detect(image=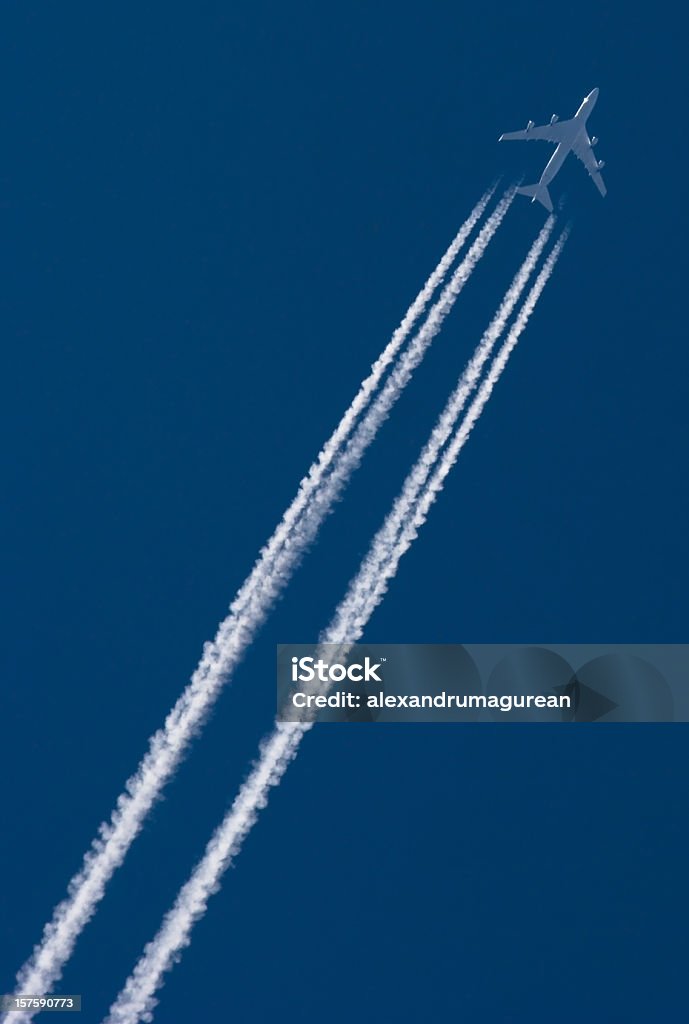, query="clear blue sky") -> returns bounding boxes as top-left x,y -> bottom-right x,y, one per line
2,3 -> 687,1021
